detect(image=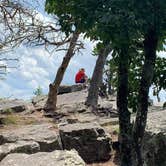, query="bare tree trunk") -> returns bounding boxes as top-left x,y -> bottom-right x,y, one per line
107,72 -> 113,95
133,29 -> 158,166
44,31 -> 79,113
156,88 -> 161,102
85,44 -> 111,108
117,47 -> 132,166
